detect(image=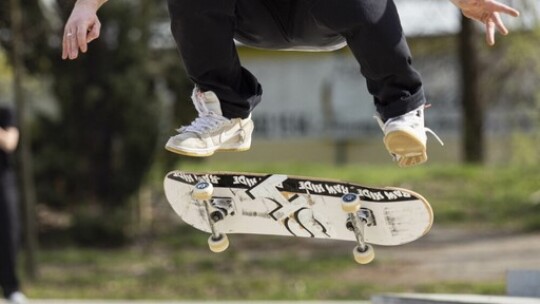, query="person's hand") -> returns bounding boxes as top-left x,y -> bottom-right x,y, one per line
451,0 -> 520,46
62,0 -> 103,60
0,127 -> 19,153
